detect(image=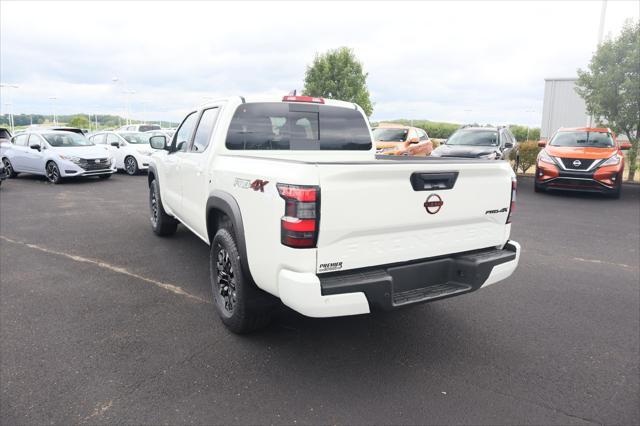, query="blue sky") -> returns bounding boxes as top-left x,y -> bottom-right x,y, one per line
1,1 -> 637,126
